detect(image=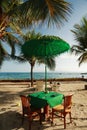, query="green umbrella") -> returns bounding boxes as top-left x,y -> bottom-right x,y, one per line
22,35 -> 70,91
